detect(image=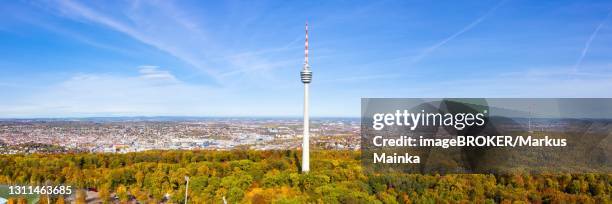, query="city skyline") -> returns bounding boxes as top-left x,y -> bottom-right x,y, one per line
2,0 -> 612,118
